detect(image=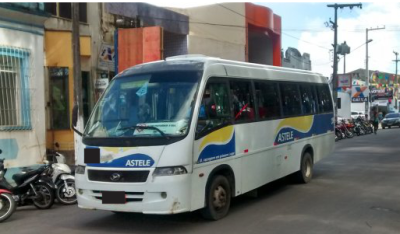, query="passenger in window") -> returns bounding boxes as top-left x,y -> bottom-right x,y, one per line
201,89 -> 214,118
102,91 -> 119,130
138,103 -> 151,122
311,99 -> 317,114
128,92 -> 139,124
